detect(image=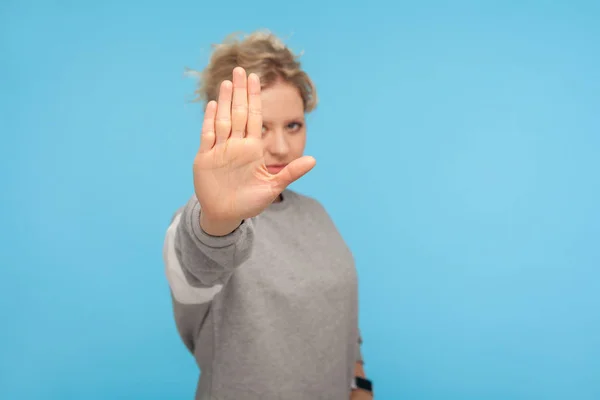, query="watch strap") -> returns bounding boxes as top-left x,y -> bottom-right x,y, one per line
353,376 -> 373,393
